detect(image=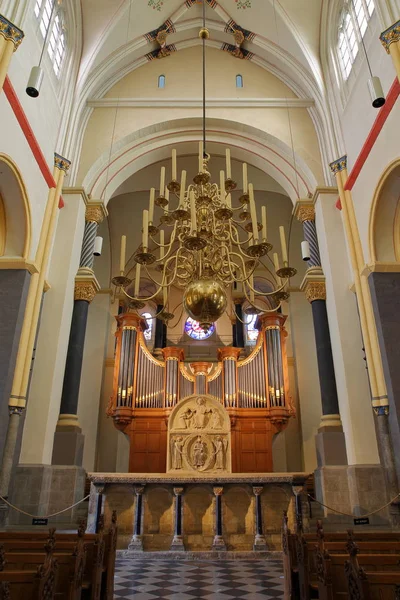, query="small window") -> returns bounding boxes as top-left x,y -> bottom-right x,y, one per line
158,74 -> 166,89
236,74 -> 243,88
245,313 -> 258,344
142,312 -> 153,341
